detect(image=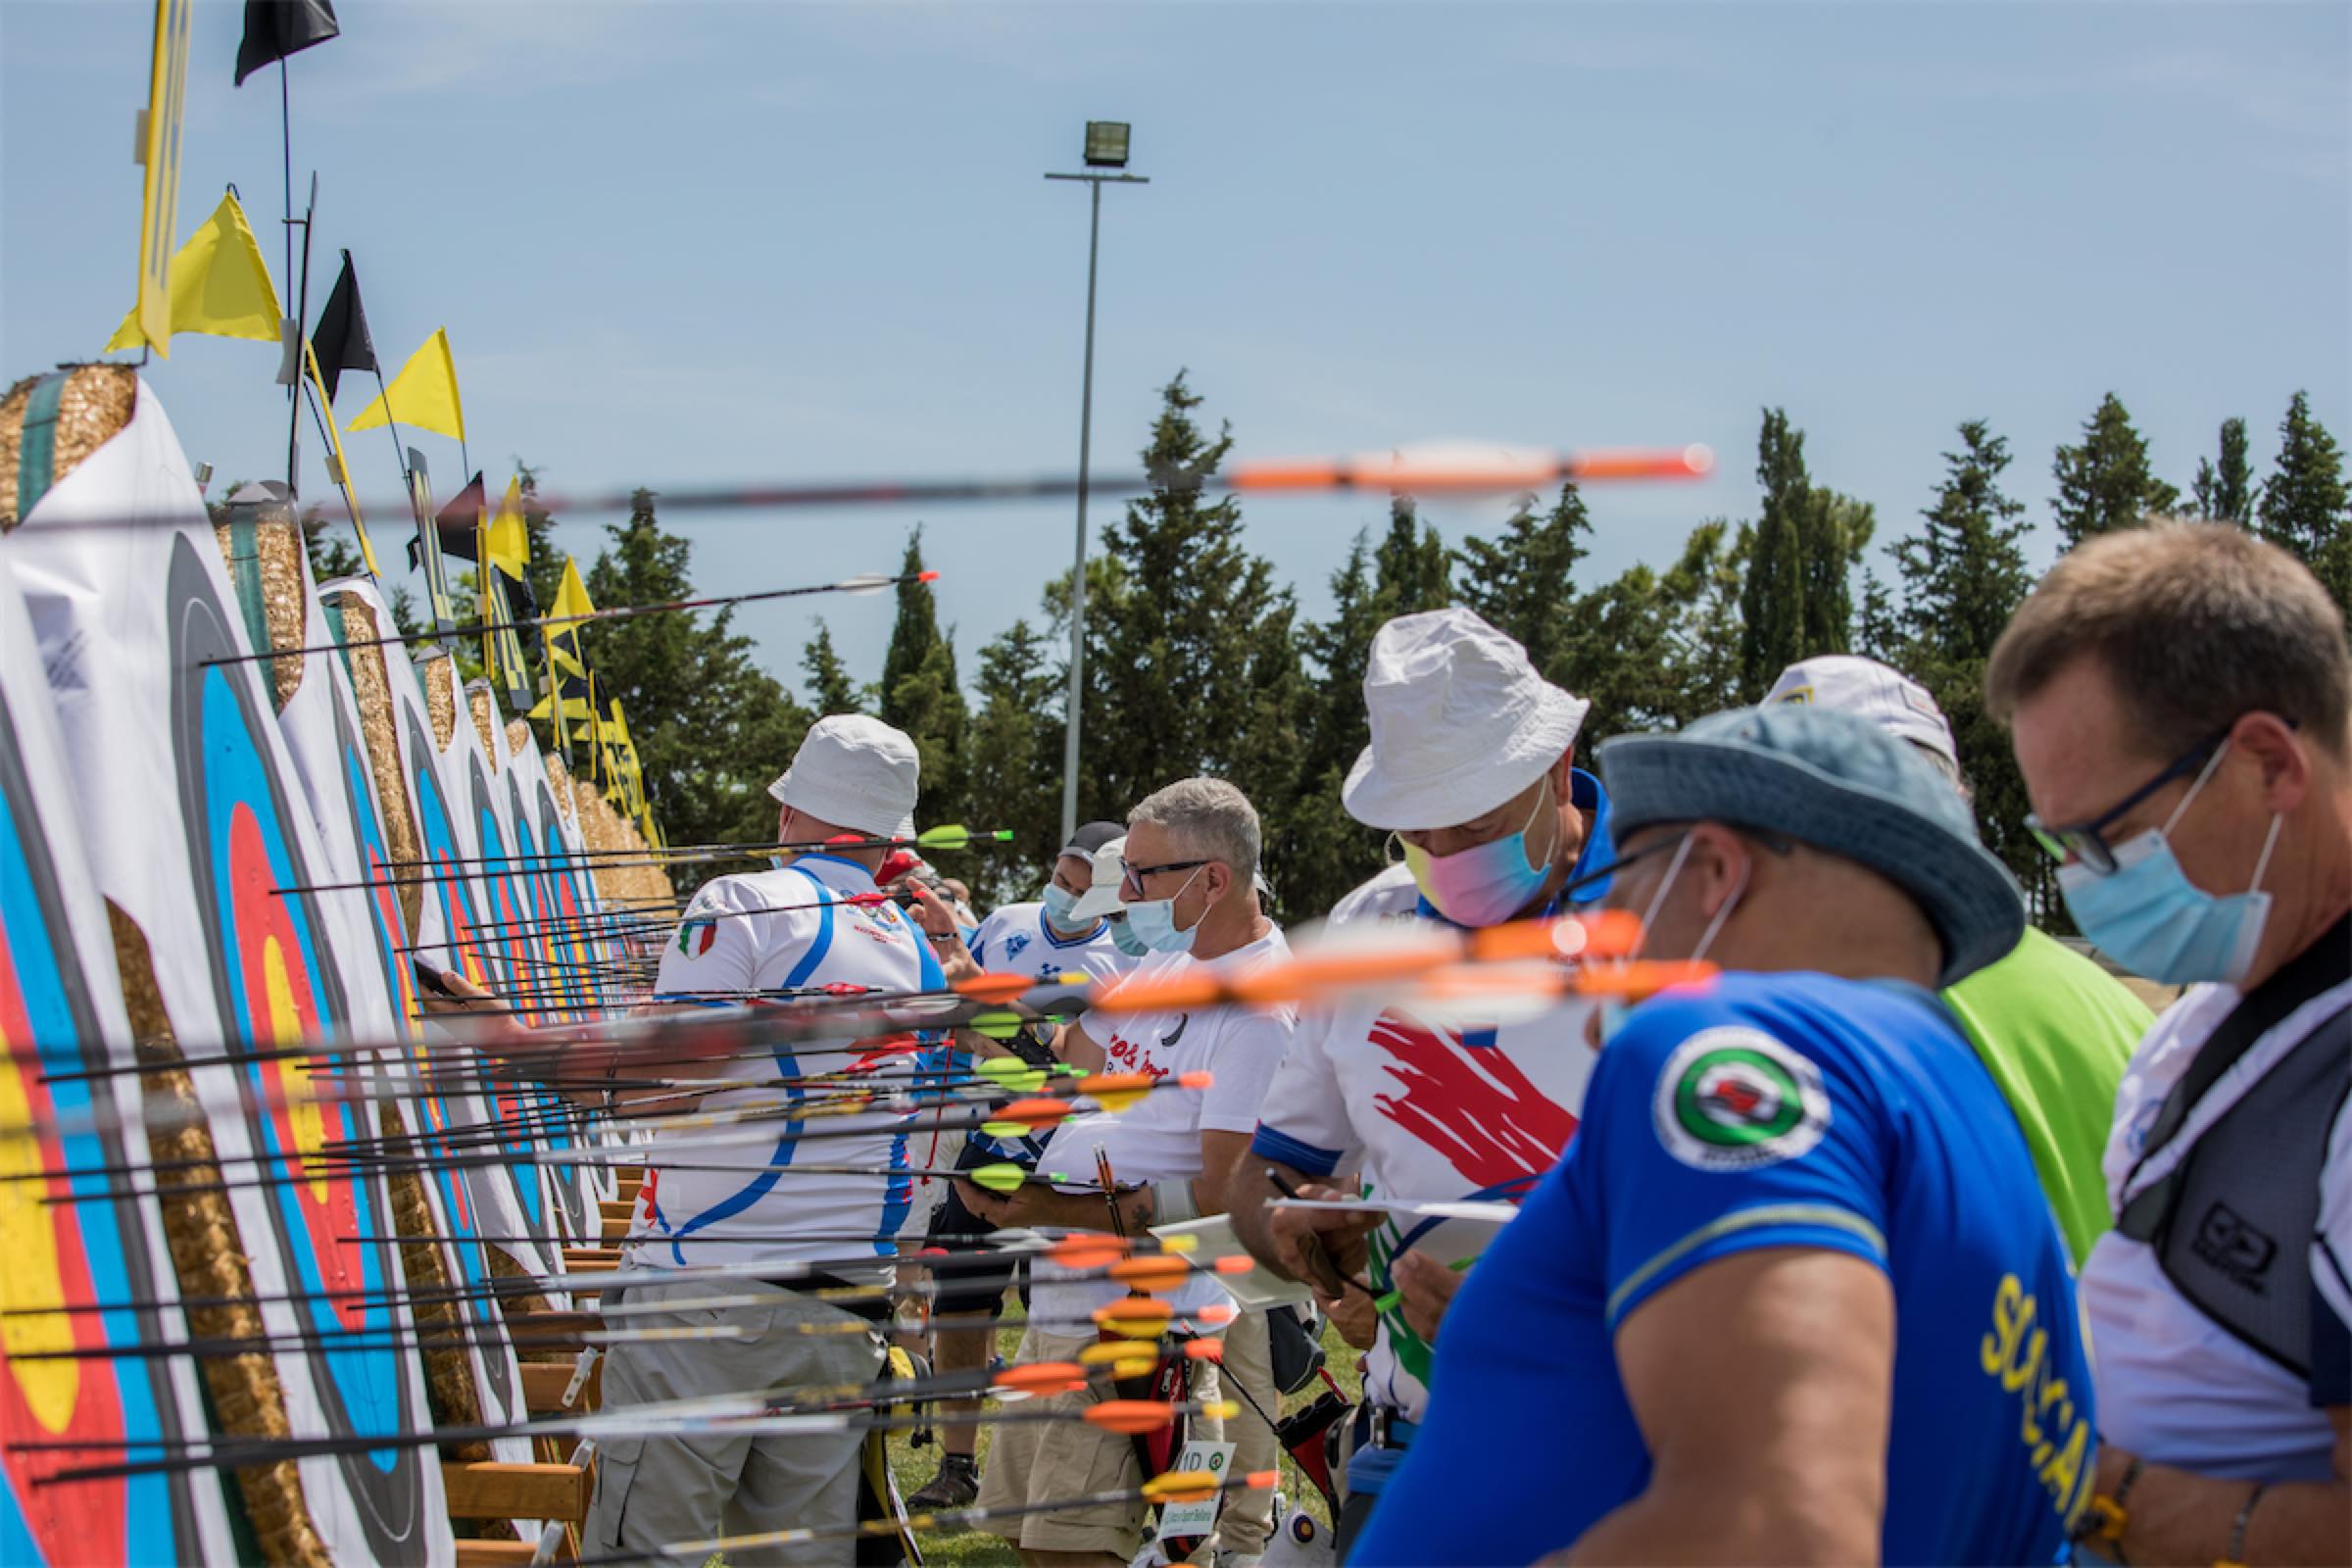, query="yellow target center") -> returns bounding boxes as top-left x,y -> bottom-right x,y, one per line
0,1054 -> 81,1433
264,936 -> 331,1202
